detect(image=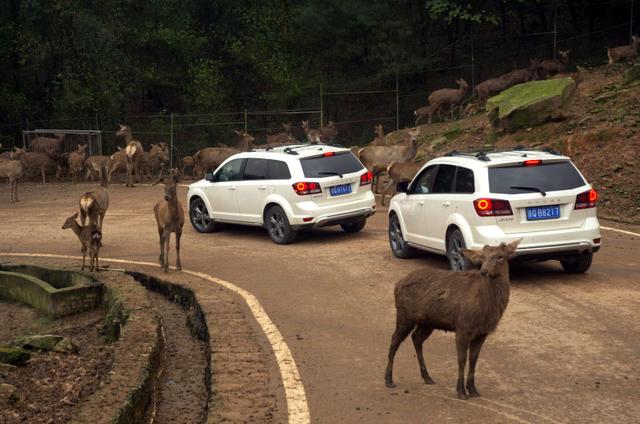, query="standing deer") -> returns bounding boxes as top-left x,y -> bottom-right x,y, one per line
115,124 -> 144,187
538,50 -> 570,79
85,155 -> 112,182
68,144 -> 87,182
62,212 -> 102,272
420,79 -> 469,124
358,127 -> 420,194
234,129 -> 256,151
266,123 -> 294,147
79,165 -> 110,230
1,146 -> 25,202
31,133 -> 65,157
369,124 -> 386,146
319,121 -> 338,143
193,147 -> 239,177
301,120 -> 322,144
385,239 -> 521,399
380,160 -> 426,206
153,171 -> 184,272
180,154 -> 196,177
11,148 -> 61,184
607,36 -> 640,64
